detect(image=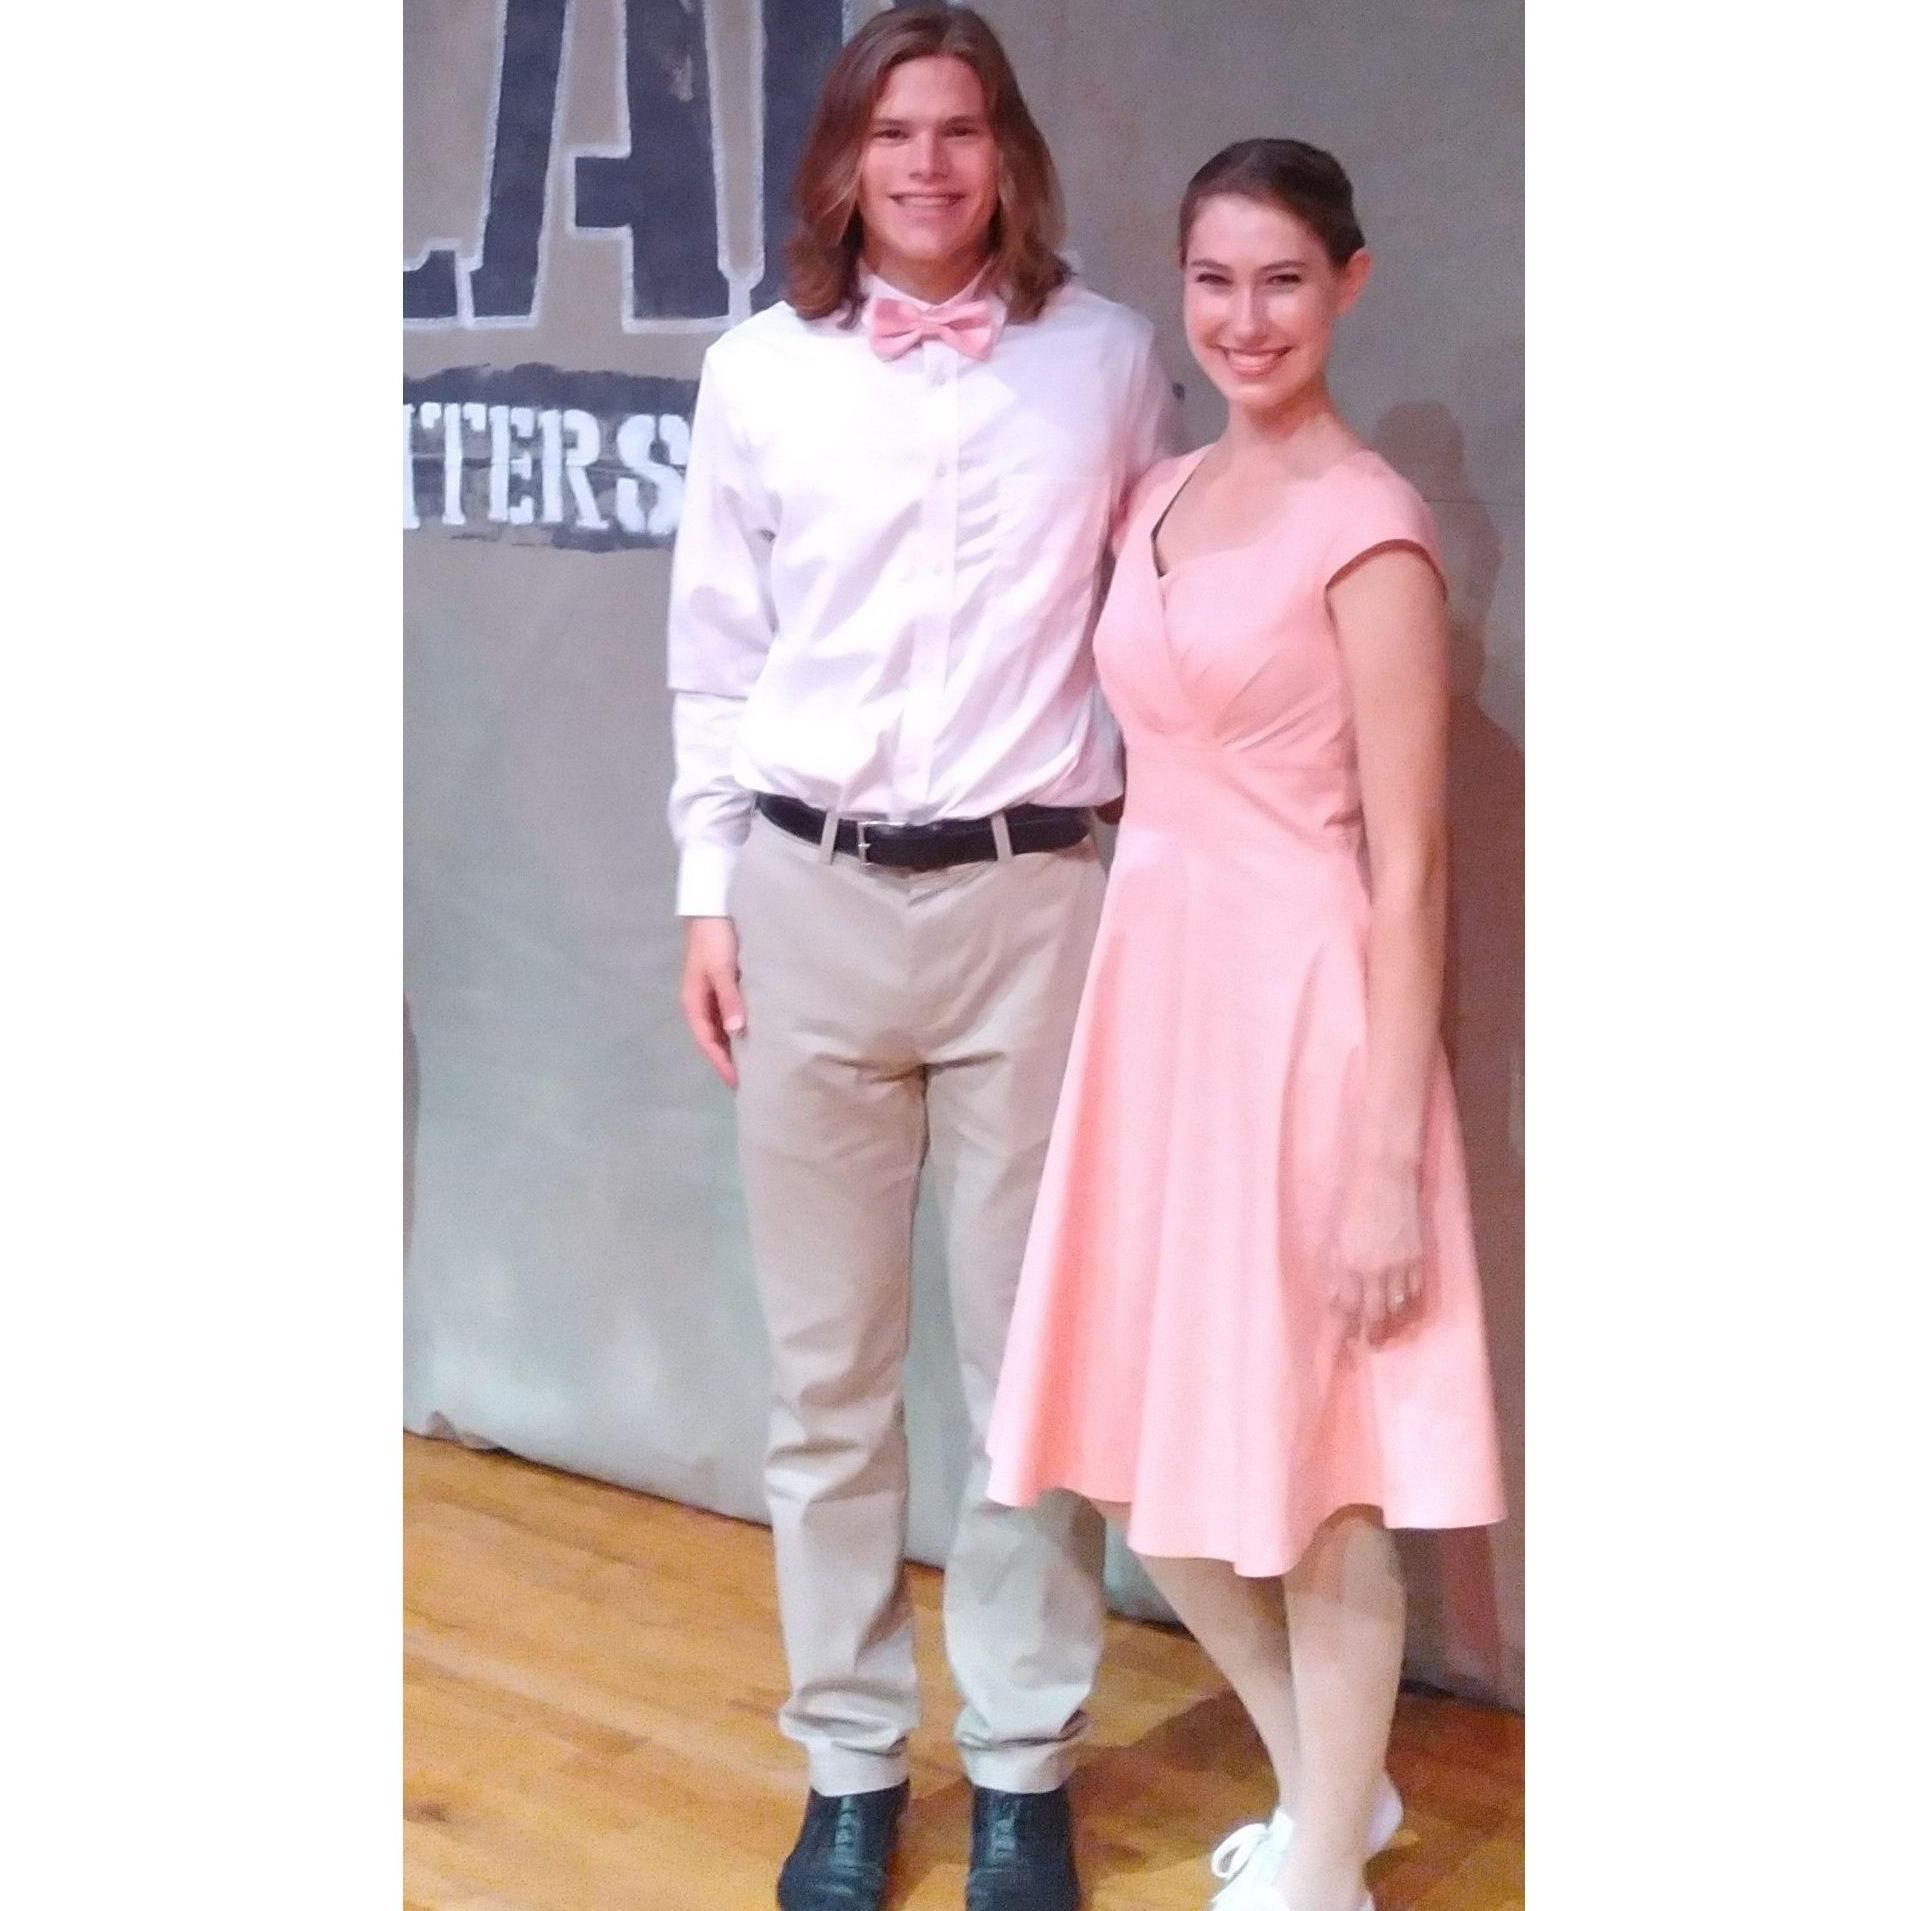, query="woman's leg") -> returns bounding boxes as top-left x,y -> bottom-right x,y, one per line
1273,1507 -> 1406,1911
1090,1501 -> 1303,1811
